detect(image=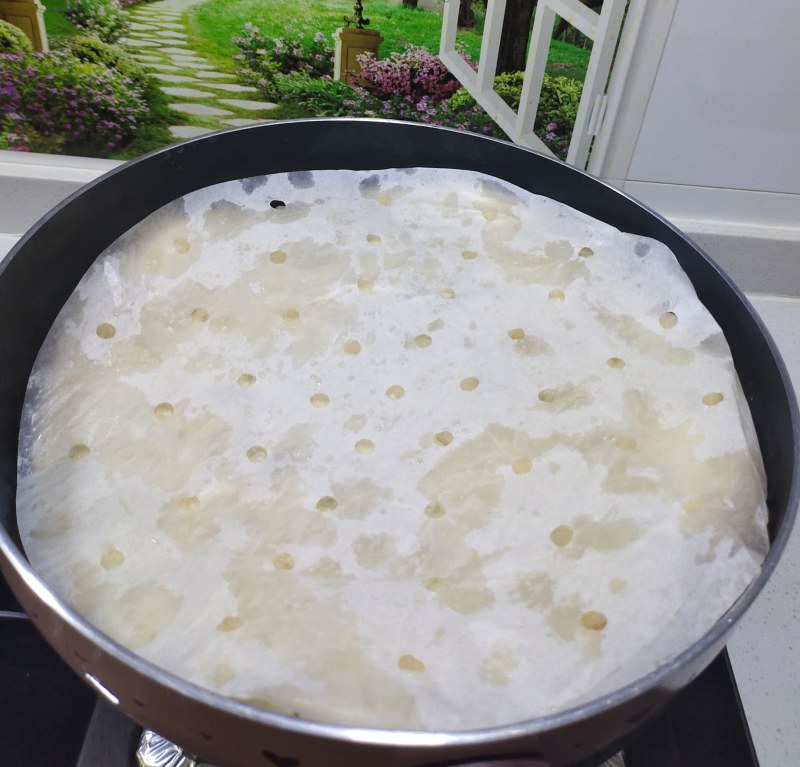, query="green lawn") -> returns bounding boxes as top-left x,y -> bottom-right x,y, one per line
41,0 -> 78,41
